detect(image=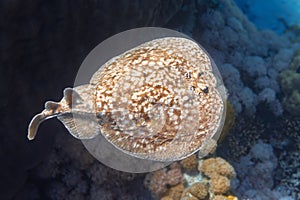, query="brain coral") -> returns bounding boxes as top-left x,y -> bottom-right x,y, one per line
182,182 -> 209,200
162,183 -> 185,200
210,175 -> 231,194
180,154 -> 198,170
144,163 -> 183,198
199,157 -> 236,179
